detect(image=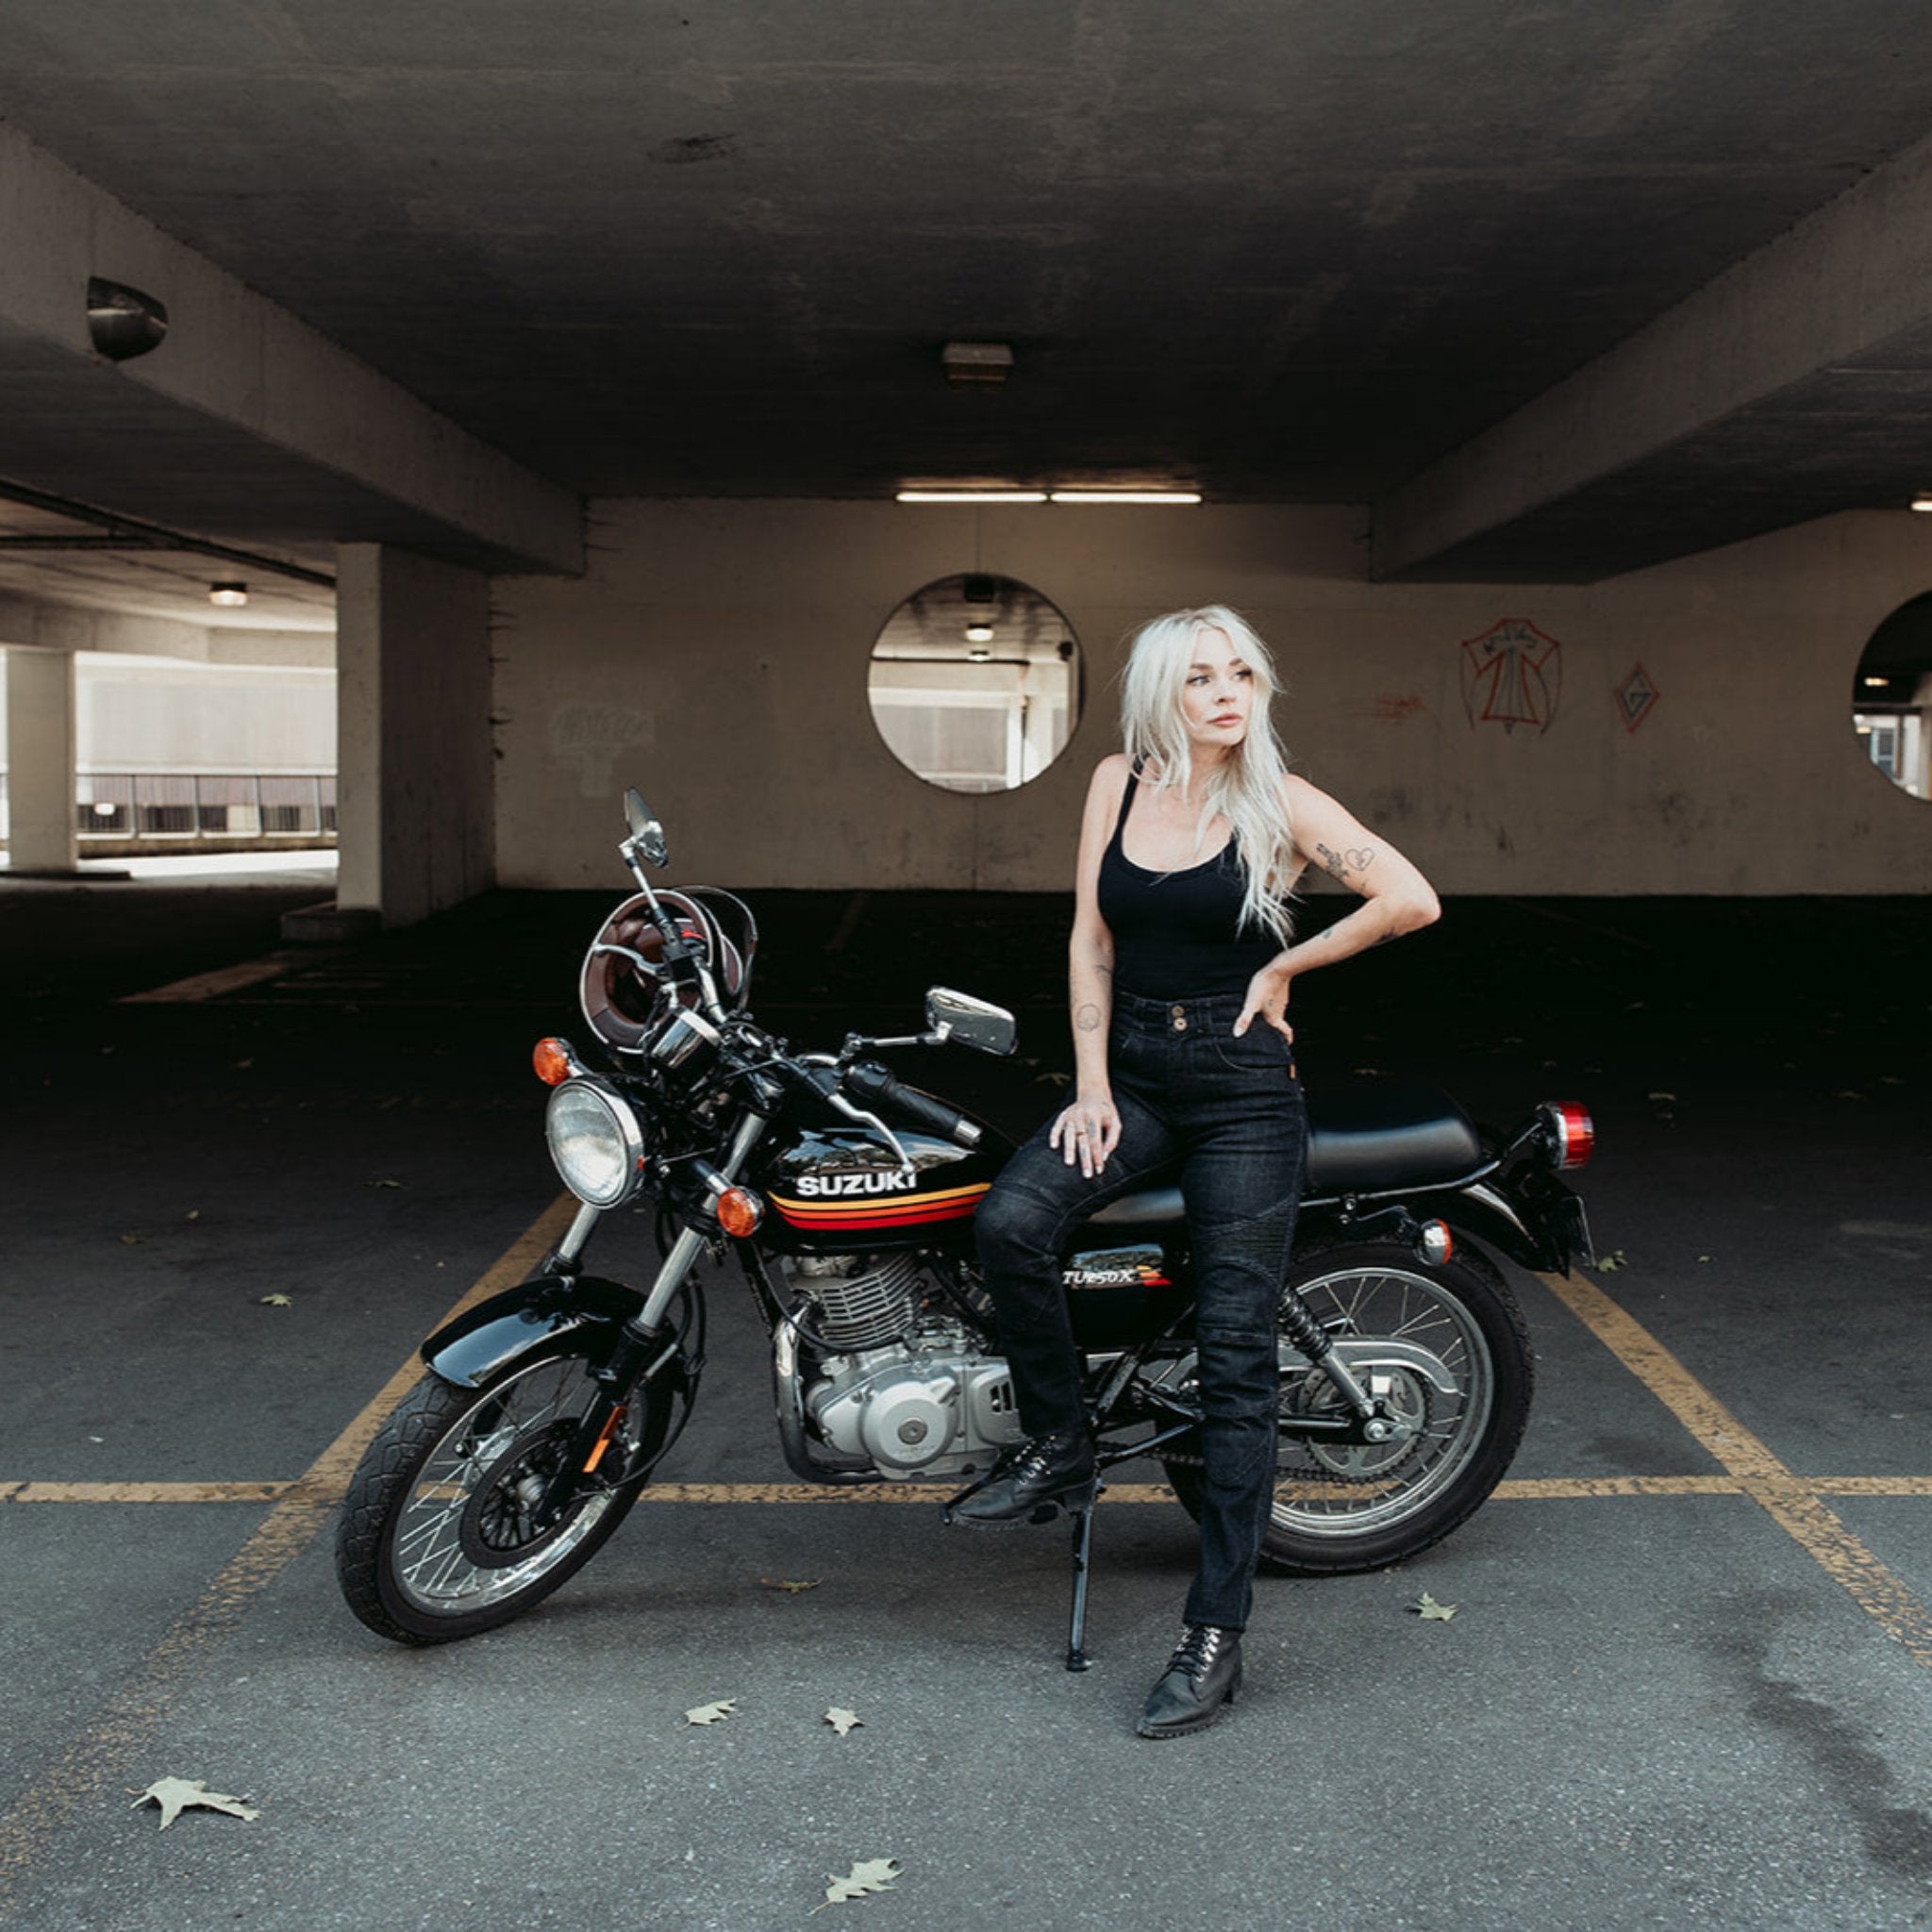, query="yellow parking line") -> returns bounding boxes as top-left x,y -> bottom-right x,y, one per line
0,1193 -> 580,1907
9,1474 -> 1932,1507
1540,1270 -> 1932,1672
0,1483 -> 292,1504
118,953 -> 304,1004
